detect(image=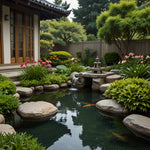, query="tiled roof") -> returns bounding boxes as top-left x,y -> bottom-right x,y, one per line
32,0 -> 70,14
